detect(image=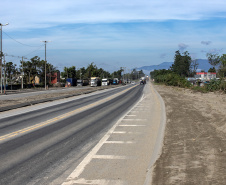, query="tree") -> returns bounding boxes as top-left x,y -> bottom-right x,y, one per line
190,59 -> 199,76
21,60 -> 33,84
171,50 -> 192,77
5,62 -> 17,88
206,53 -> 220,68
219,54 -> 226,78
112,69 -> 123,79
61,66 -> 76,79
208,67 -> 216,73
85,62 -> 98,78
